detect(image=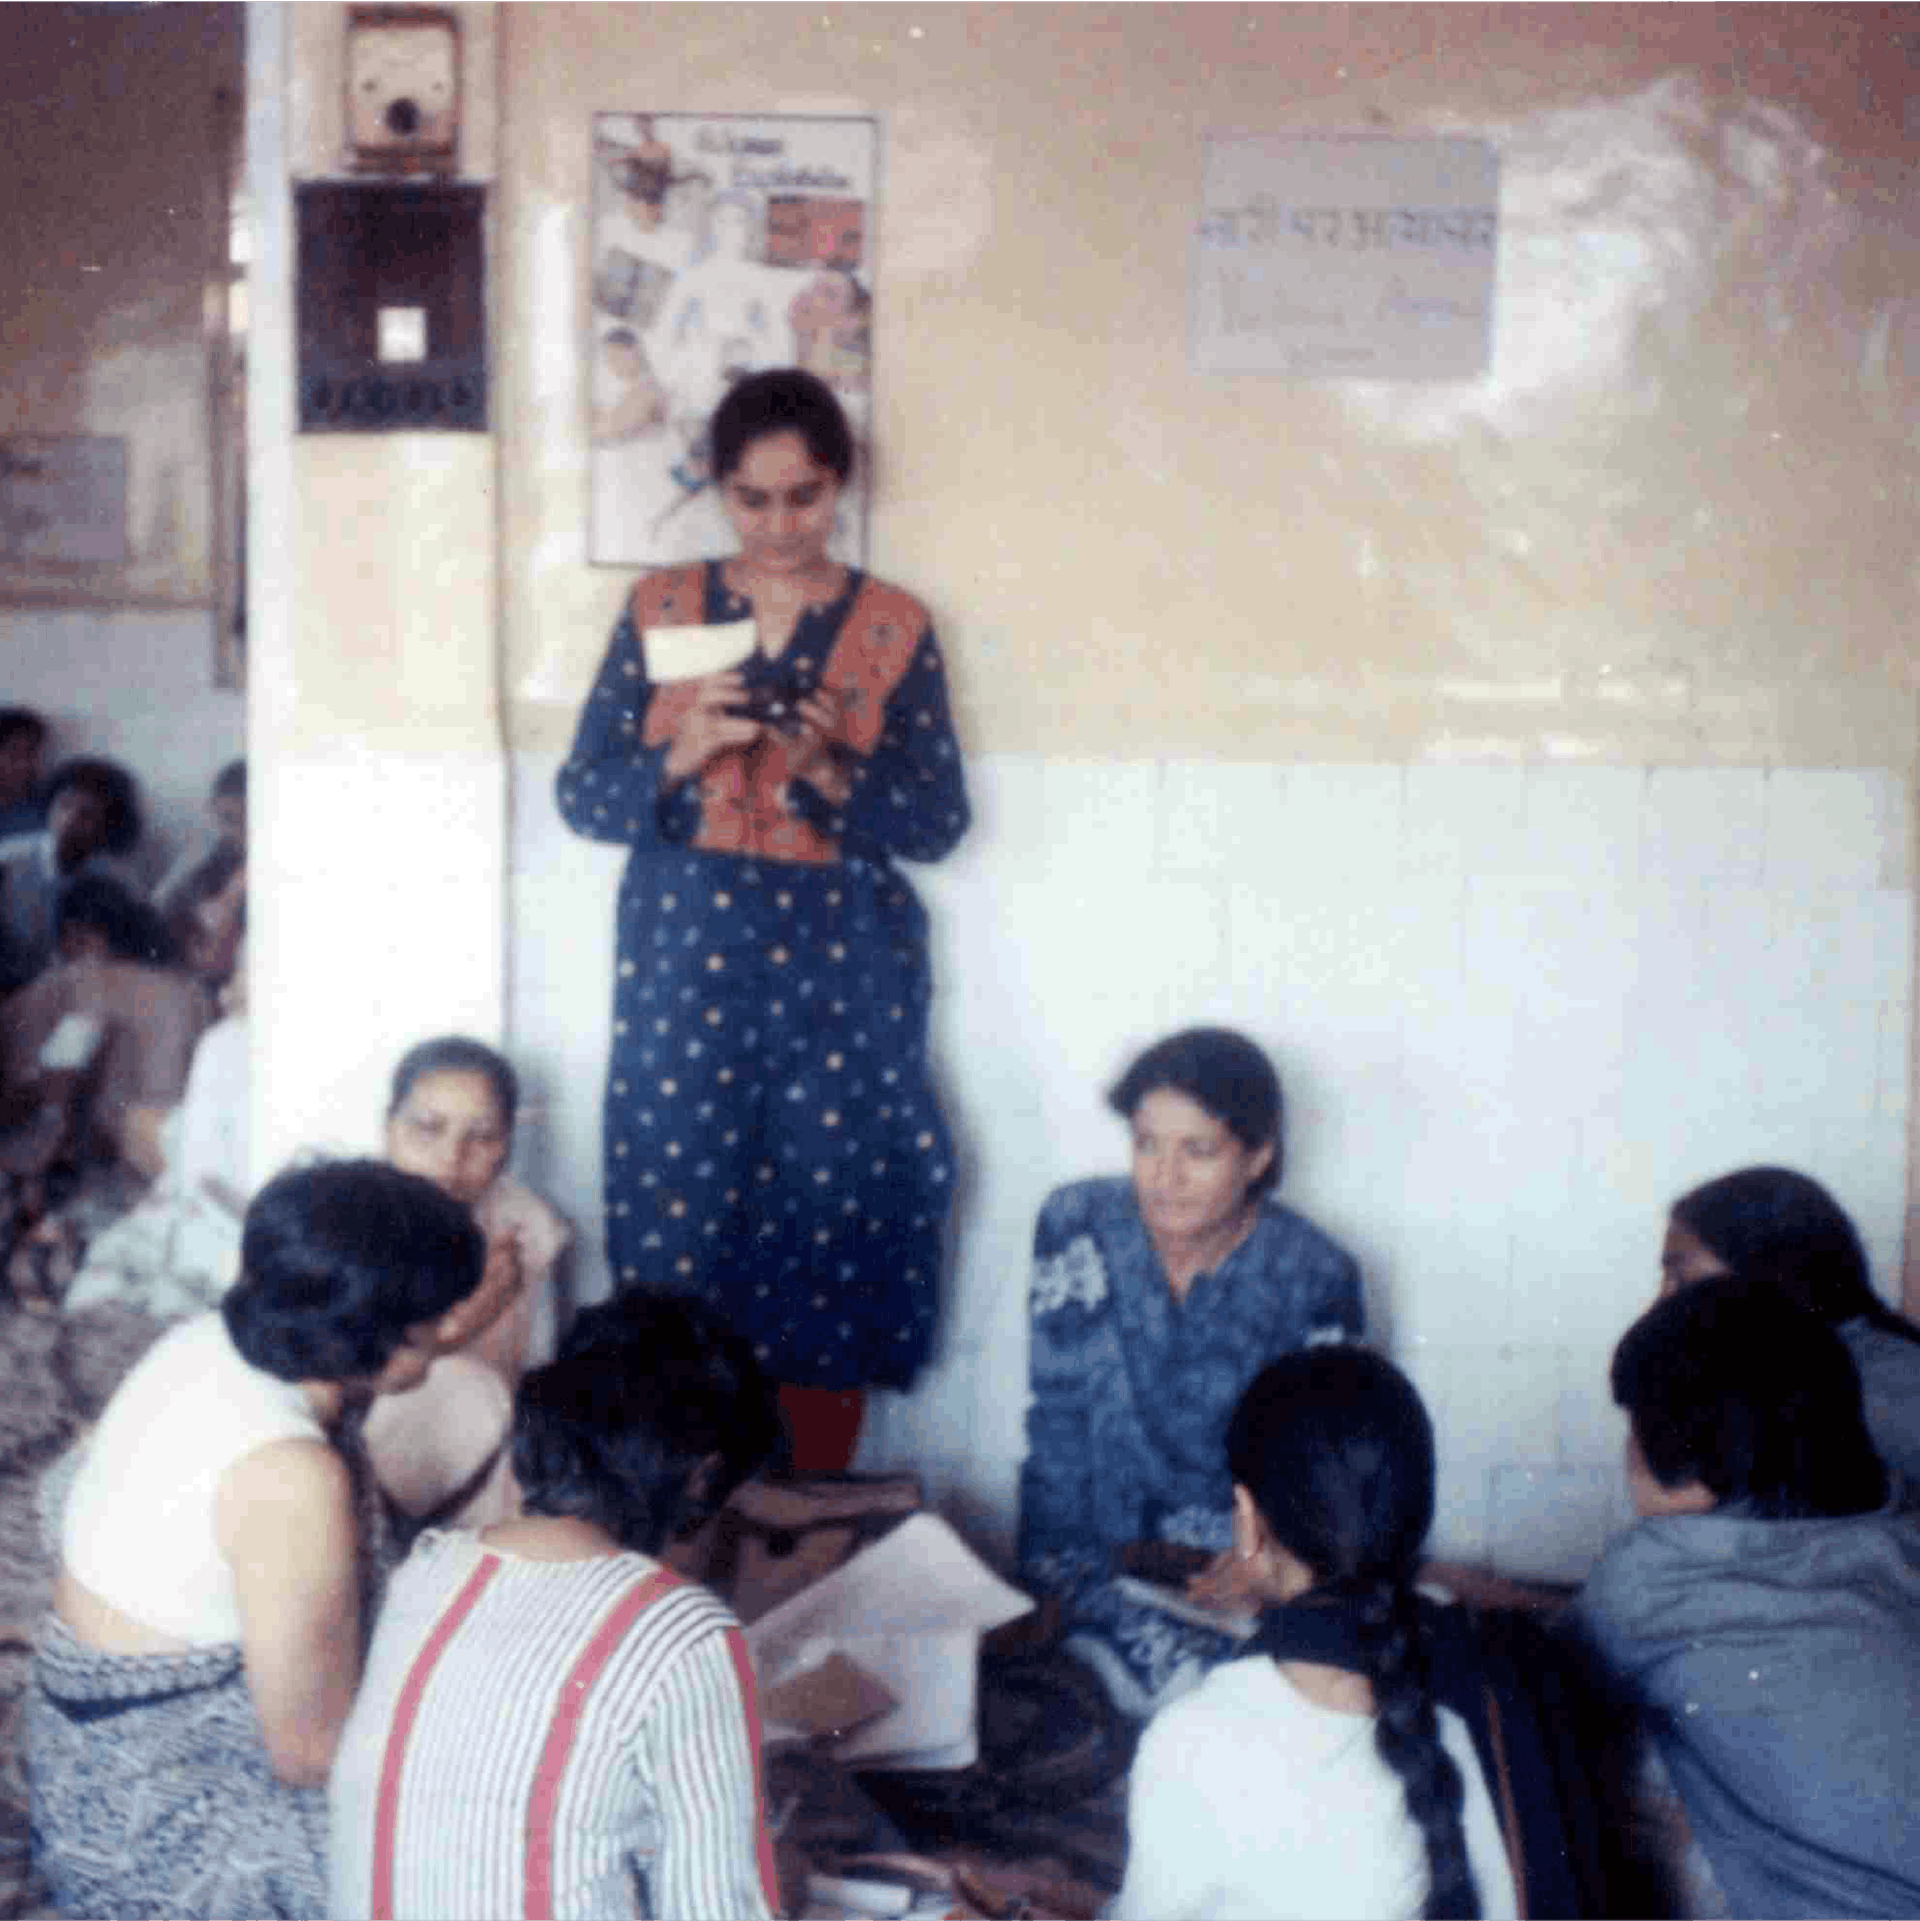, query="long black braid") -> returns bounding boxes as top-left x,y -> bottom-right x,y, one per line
1228,1349 -> 1481,1921
1351,1575 -> 1477,1918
